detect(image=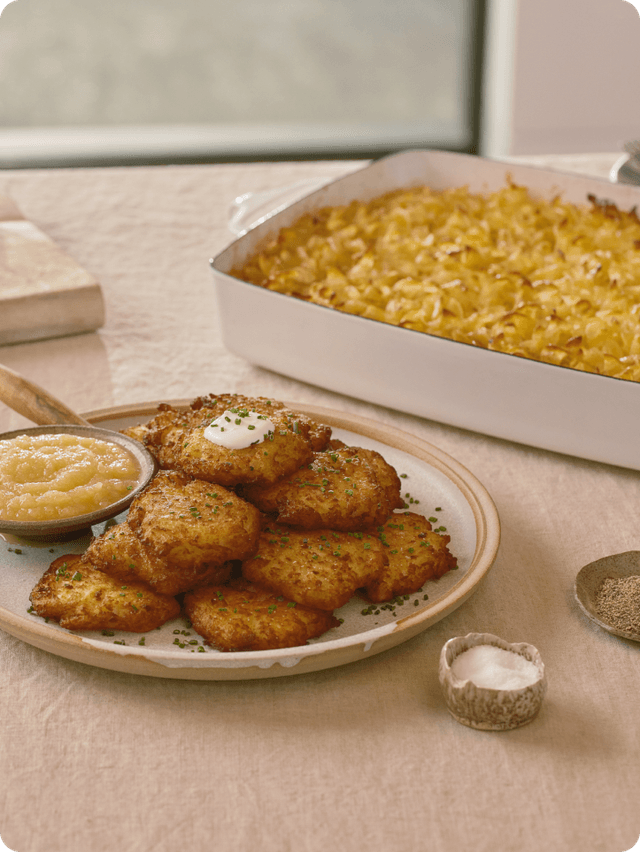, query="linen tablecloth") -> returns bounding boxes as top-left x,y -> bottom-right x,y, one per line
0,153 -> 638,852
